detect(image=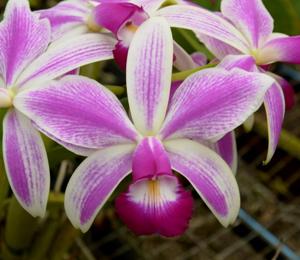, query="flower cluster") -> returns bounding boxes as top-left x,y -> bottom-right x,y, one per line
1,0 -> 298,236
